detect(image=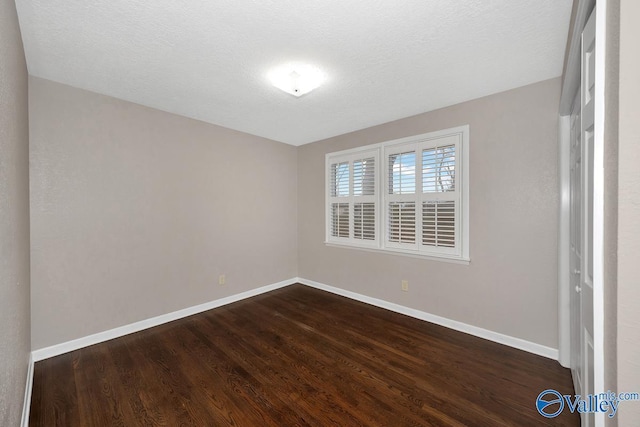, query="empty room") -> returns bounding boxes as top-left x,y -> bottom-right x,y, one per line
2,0 -> 639,426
